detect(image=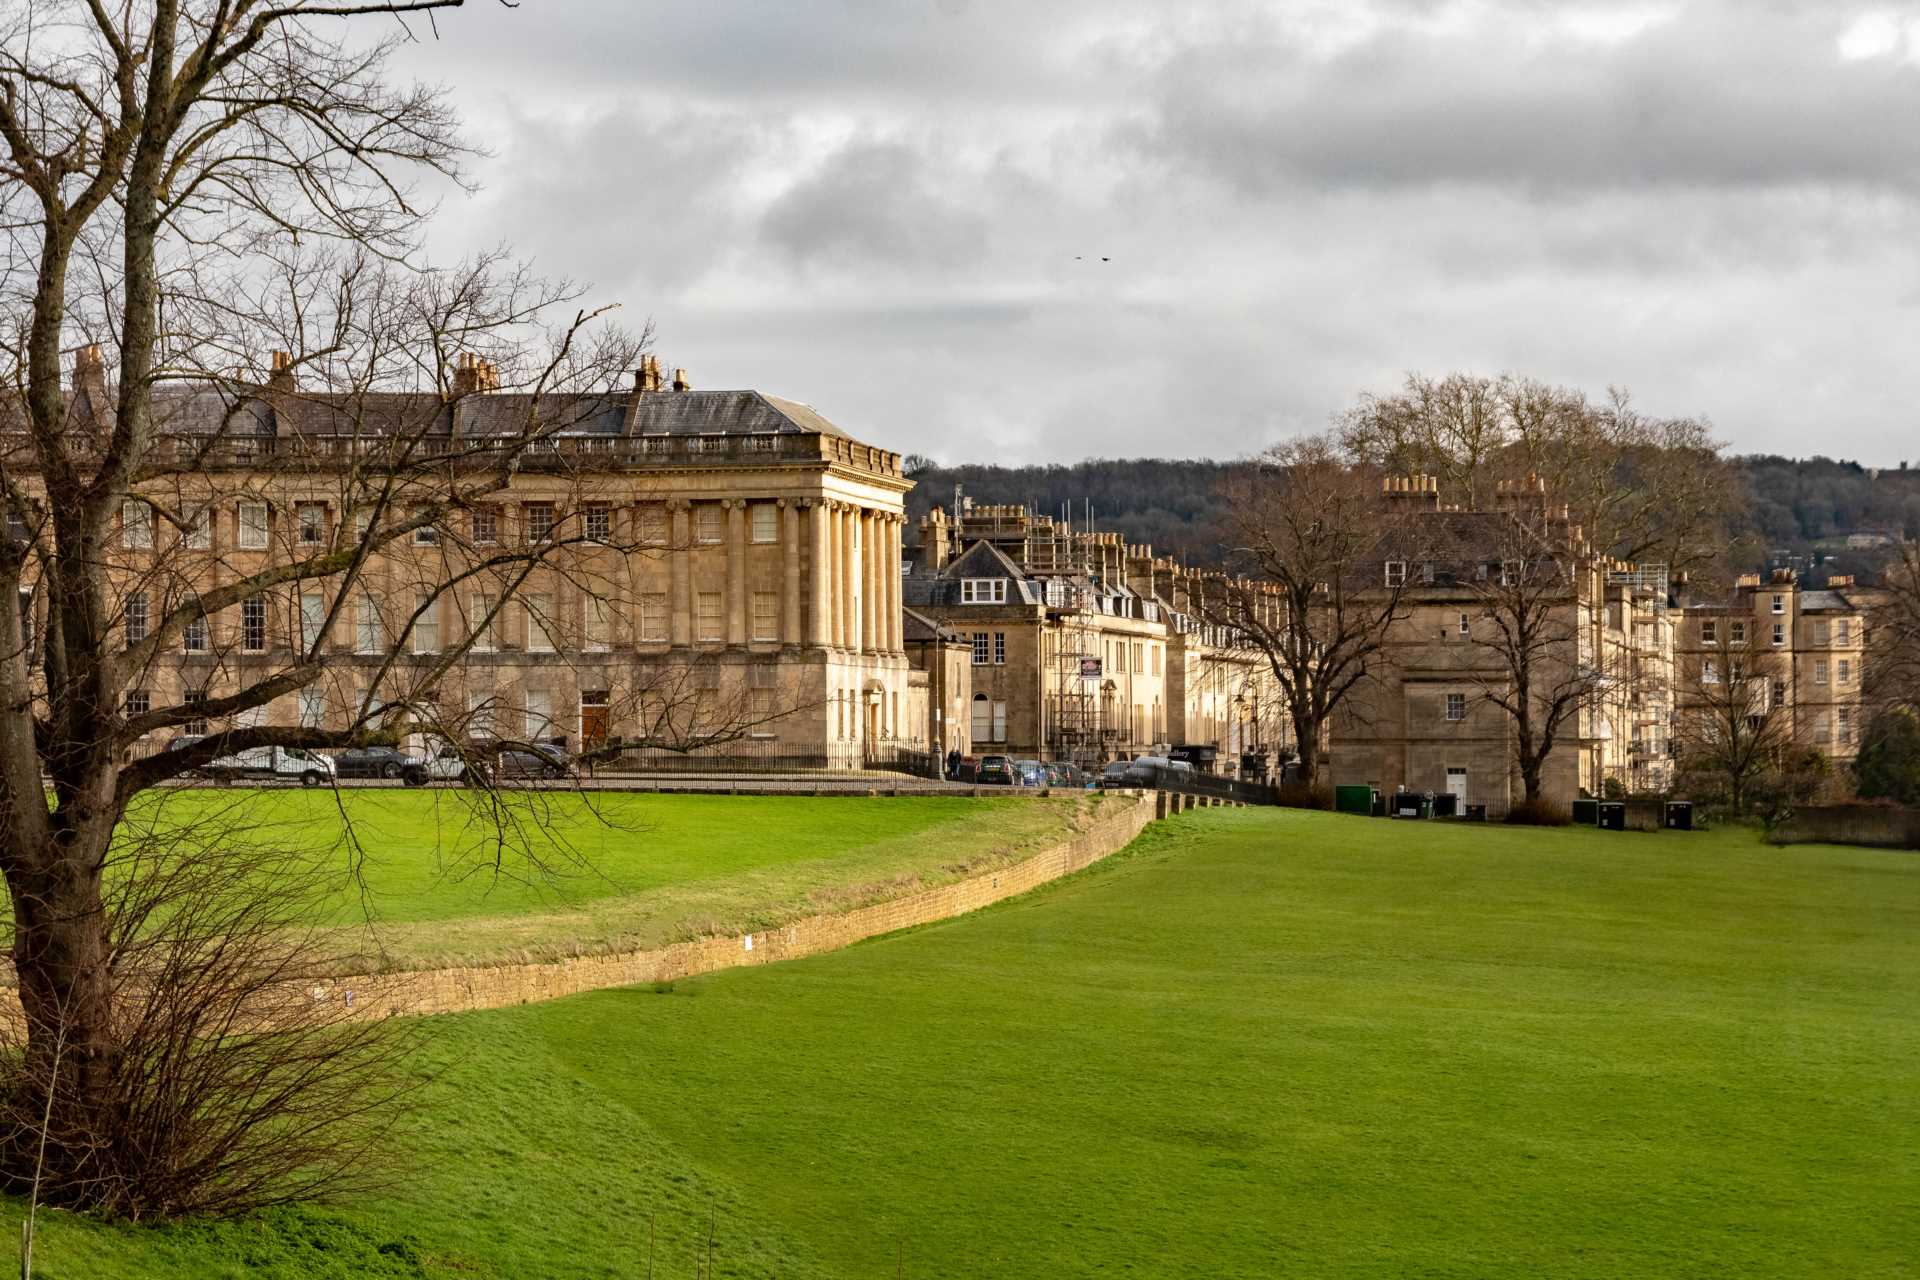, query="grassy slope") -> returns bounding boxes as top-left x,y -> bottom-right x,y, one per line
114,790 -> 1096,968
11,810 -> 1919,1278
